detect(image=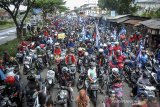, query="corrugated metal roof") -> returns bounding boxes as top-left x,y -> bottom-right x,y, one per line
123,19 -> 143,25
139,19 -> 160,29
